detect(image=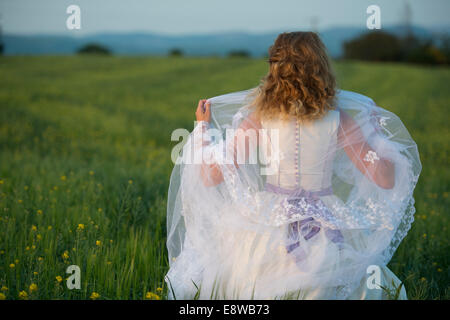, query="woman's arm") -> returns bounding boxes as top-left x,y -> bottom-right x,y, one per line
195,100 -> 261,187
337,109 -> 395,189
